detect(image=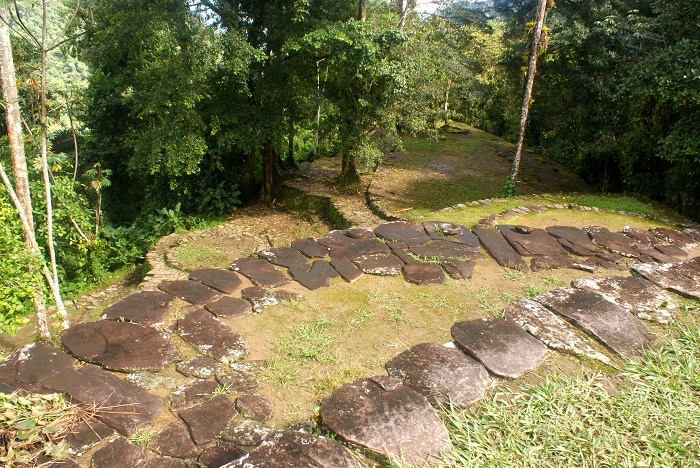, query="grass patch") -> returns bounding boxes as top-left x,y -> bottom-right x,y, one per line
441,323 -> 700,467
